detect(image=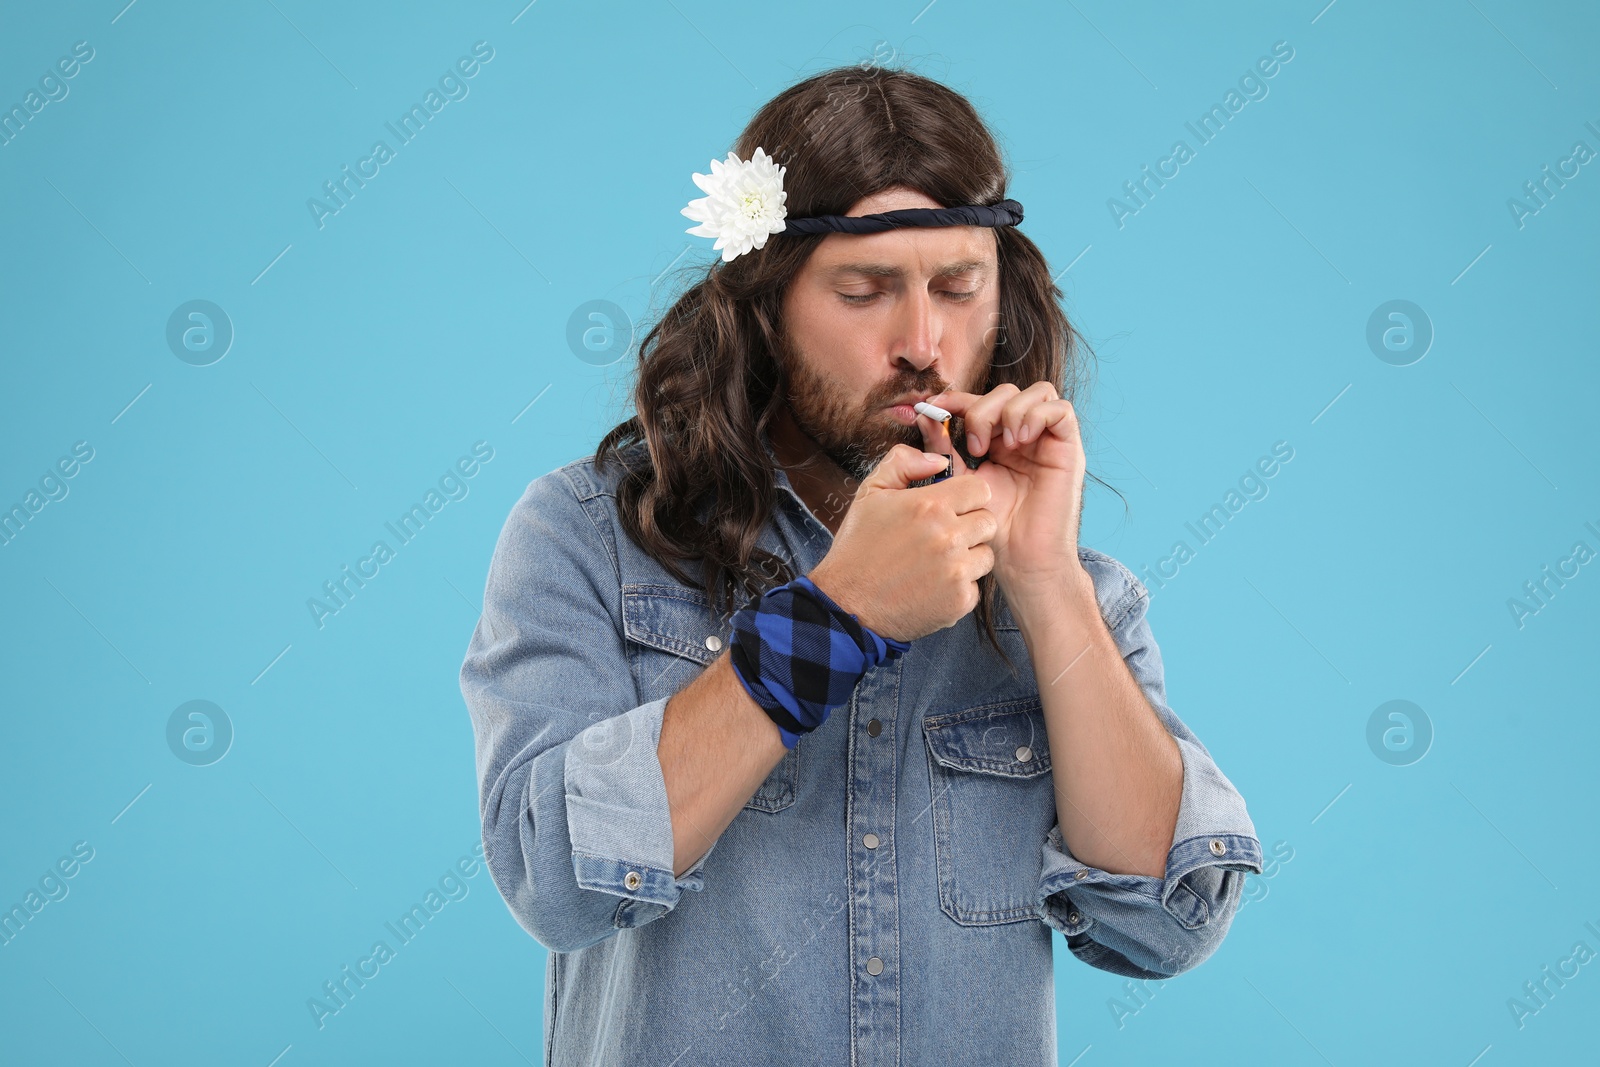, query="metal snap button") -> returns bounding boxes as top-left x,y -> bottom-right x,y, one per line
866,957 -> 884,976
1073,869 -> 1087,881
863,833 -> 880,850
1066,912 -> 1080,924
1209,838 -> 1227,856
705,635 -> 722,652
1015,745 -> 1033,763
867,719 -> 882,737
624,870 -> 642,890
